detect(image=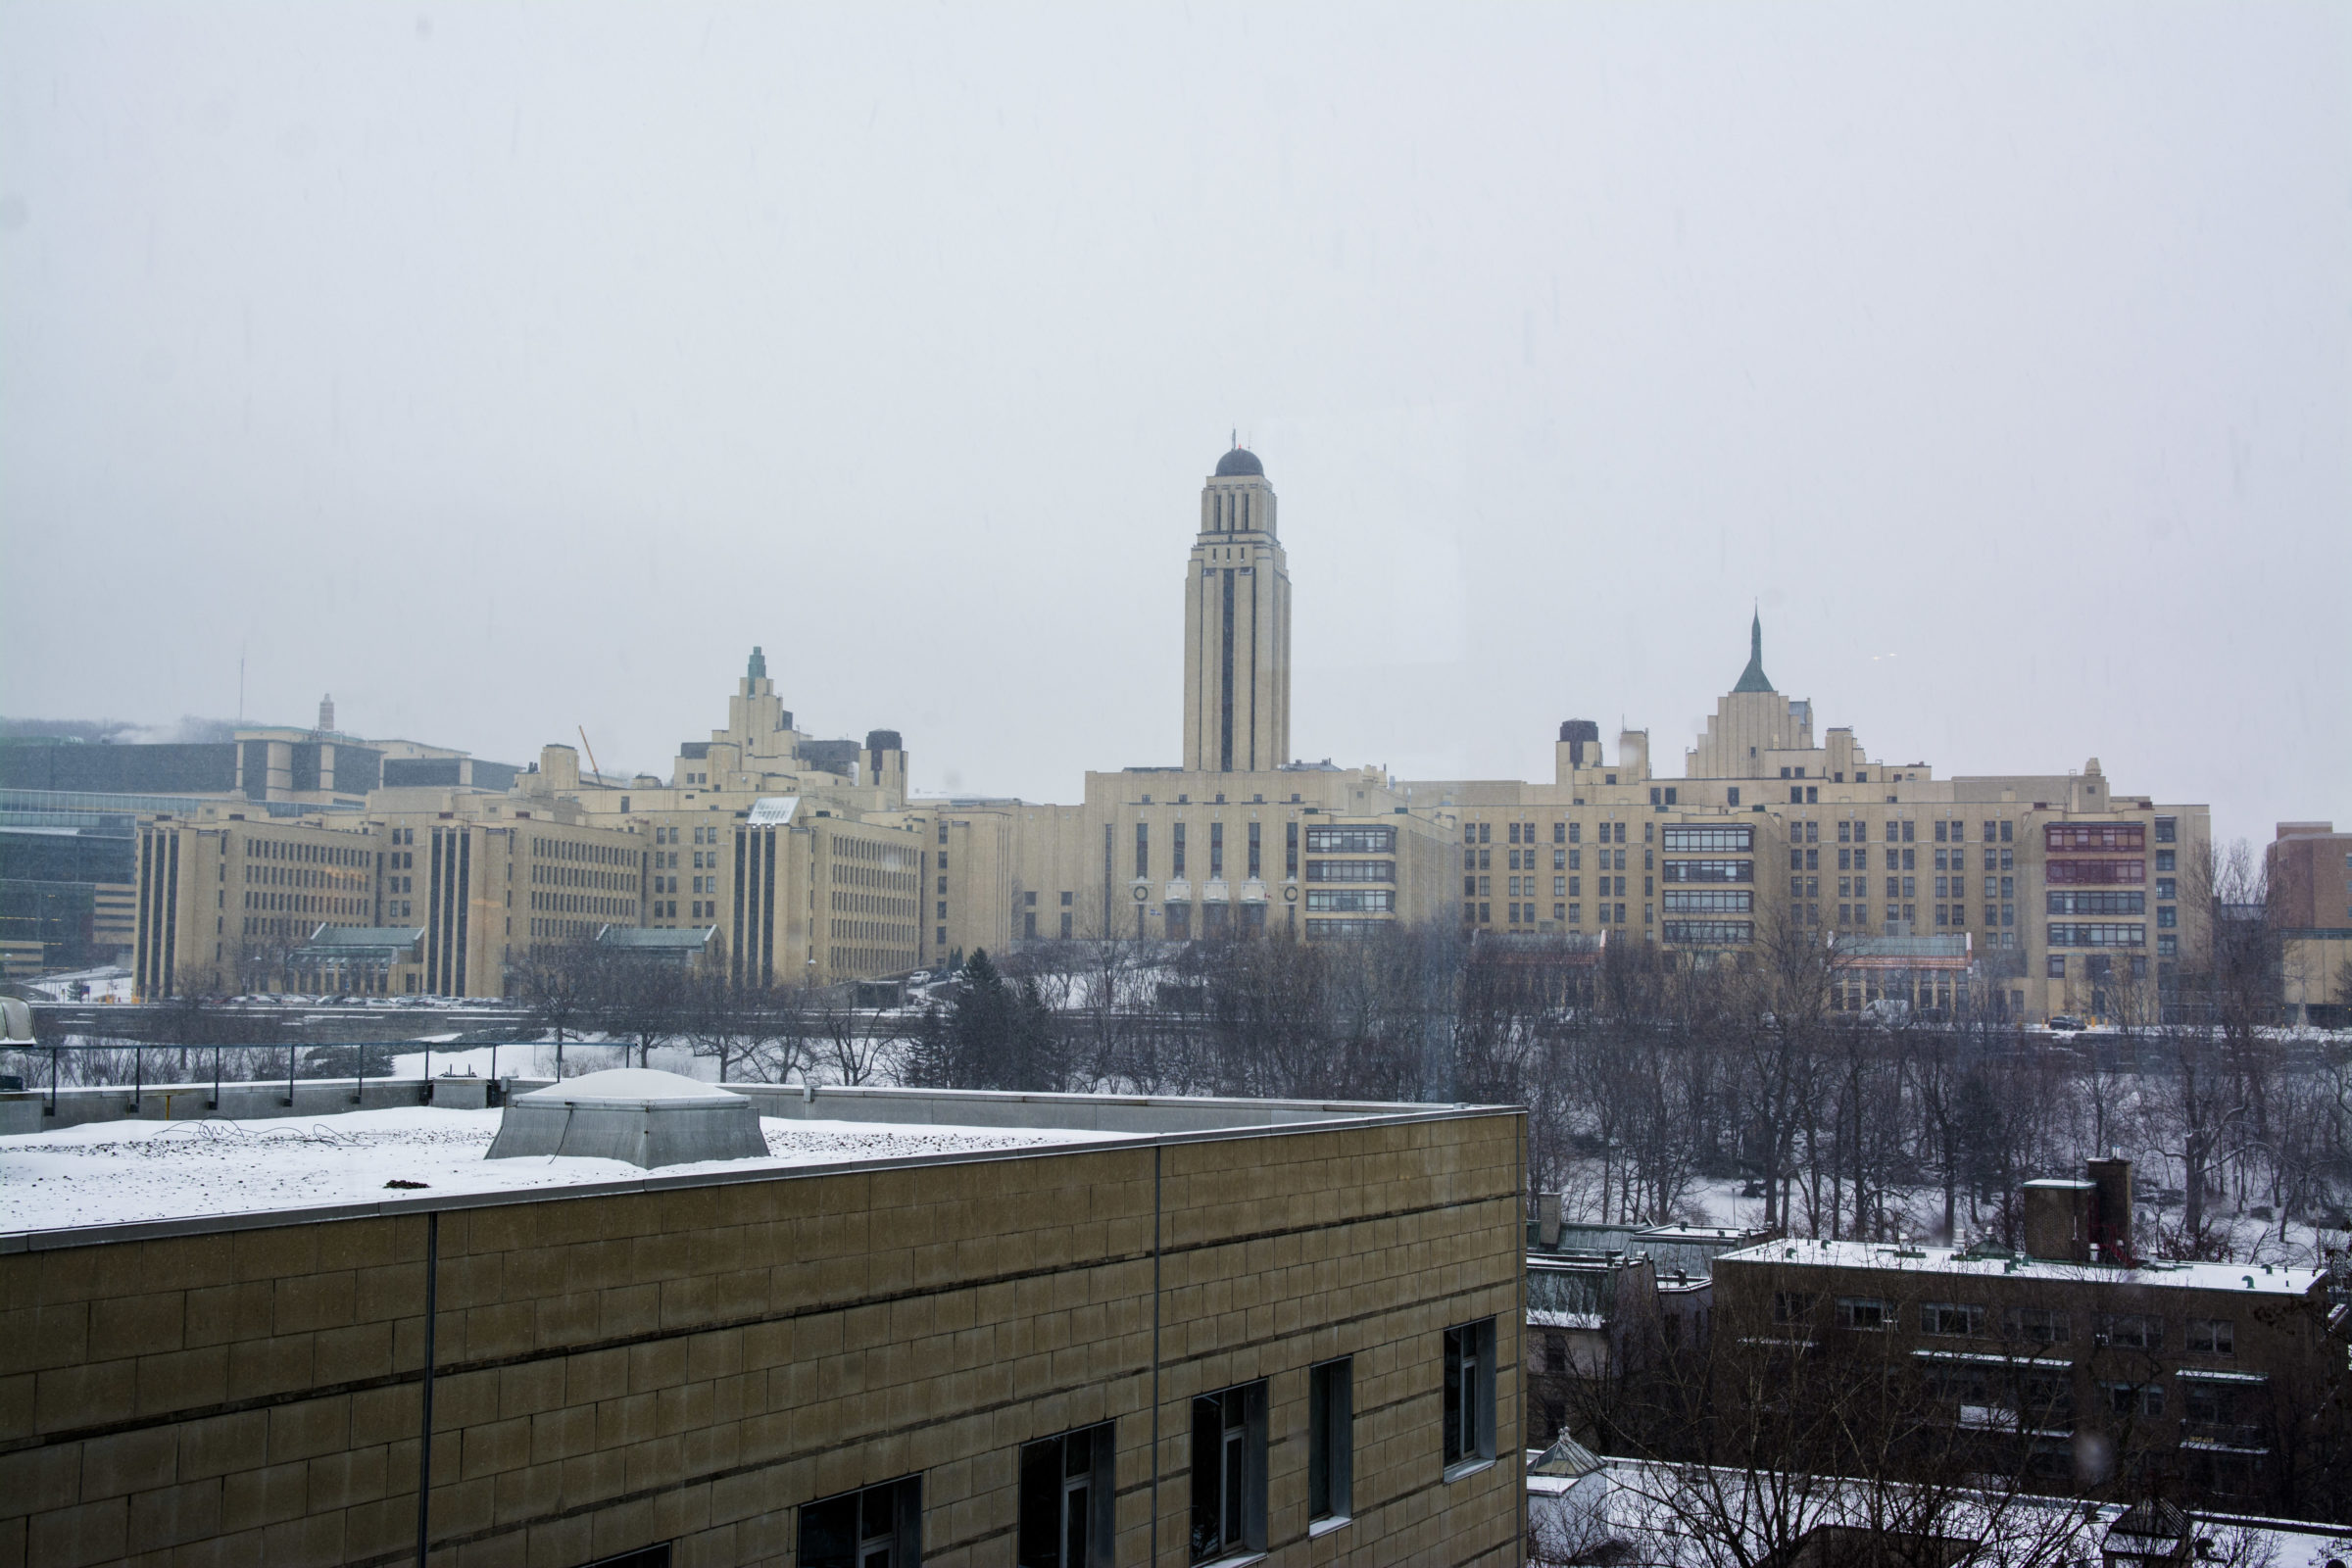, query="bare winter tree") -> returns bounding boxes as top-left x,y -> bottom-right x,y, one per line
514,939 -> 599,1049
1582,1264 -> 2110,1568
590,951 -> 689,1069
686,972 -> 805,1084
